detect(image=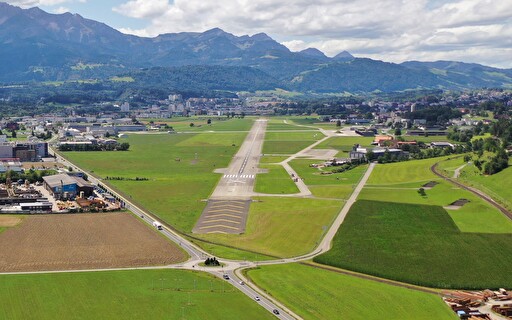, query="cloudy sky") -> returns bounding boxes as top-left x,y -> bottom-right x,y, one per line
6,0 -> 512,68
